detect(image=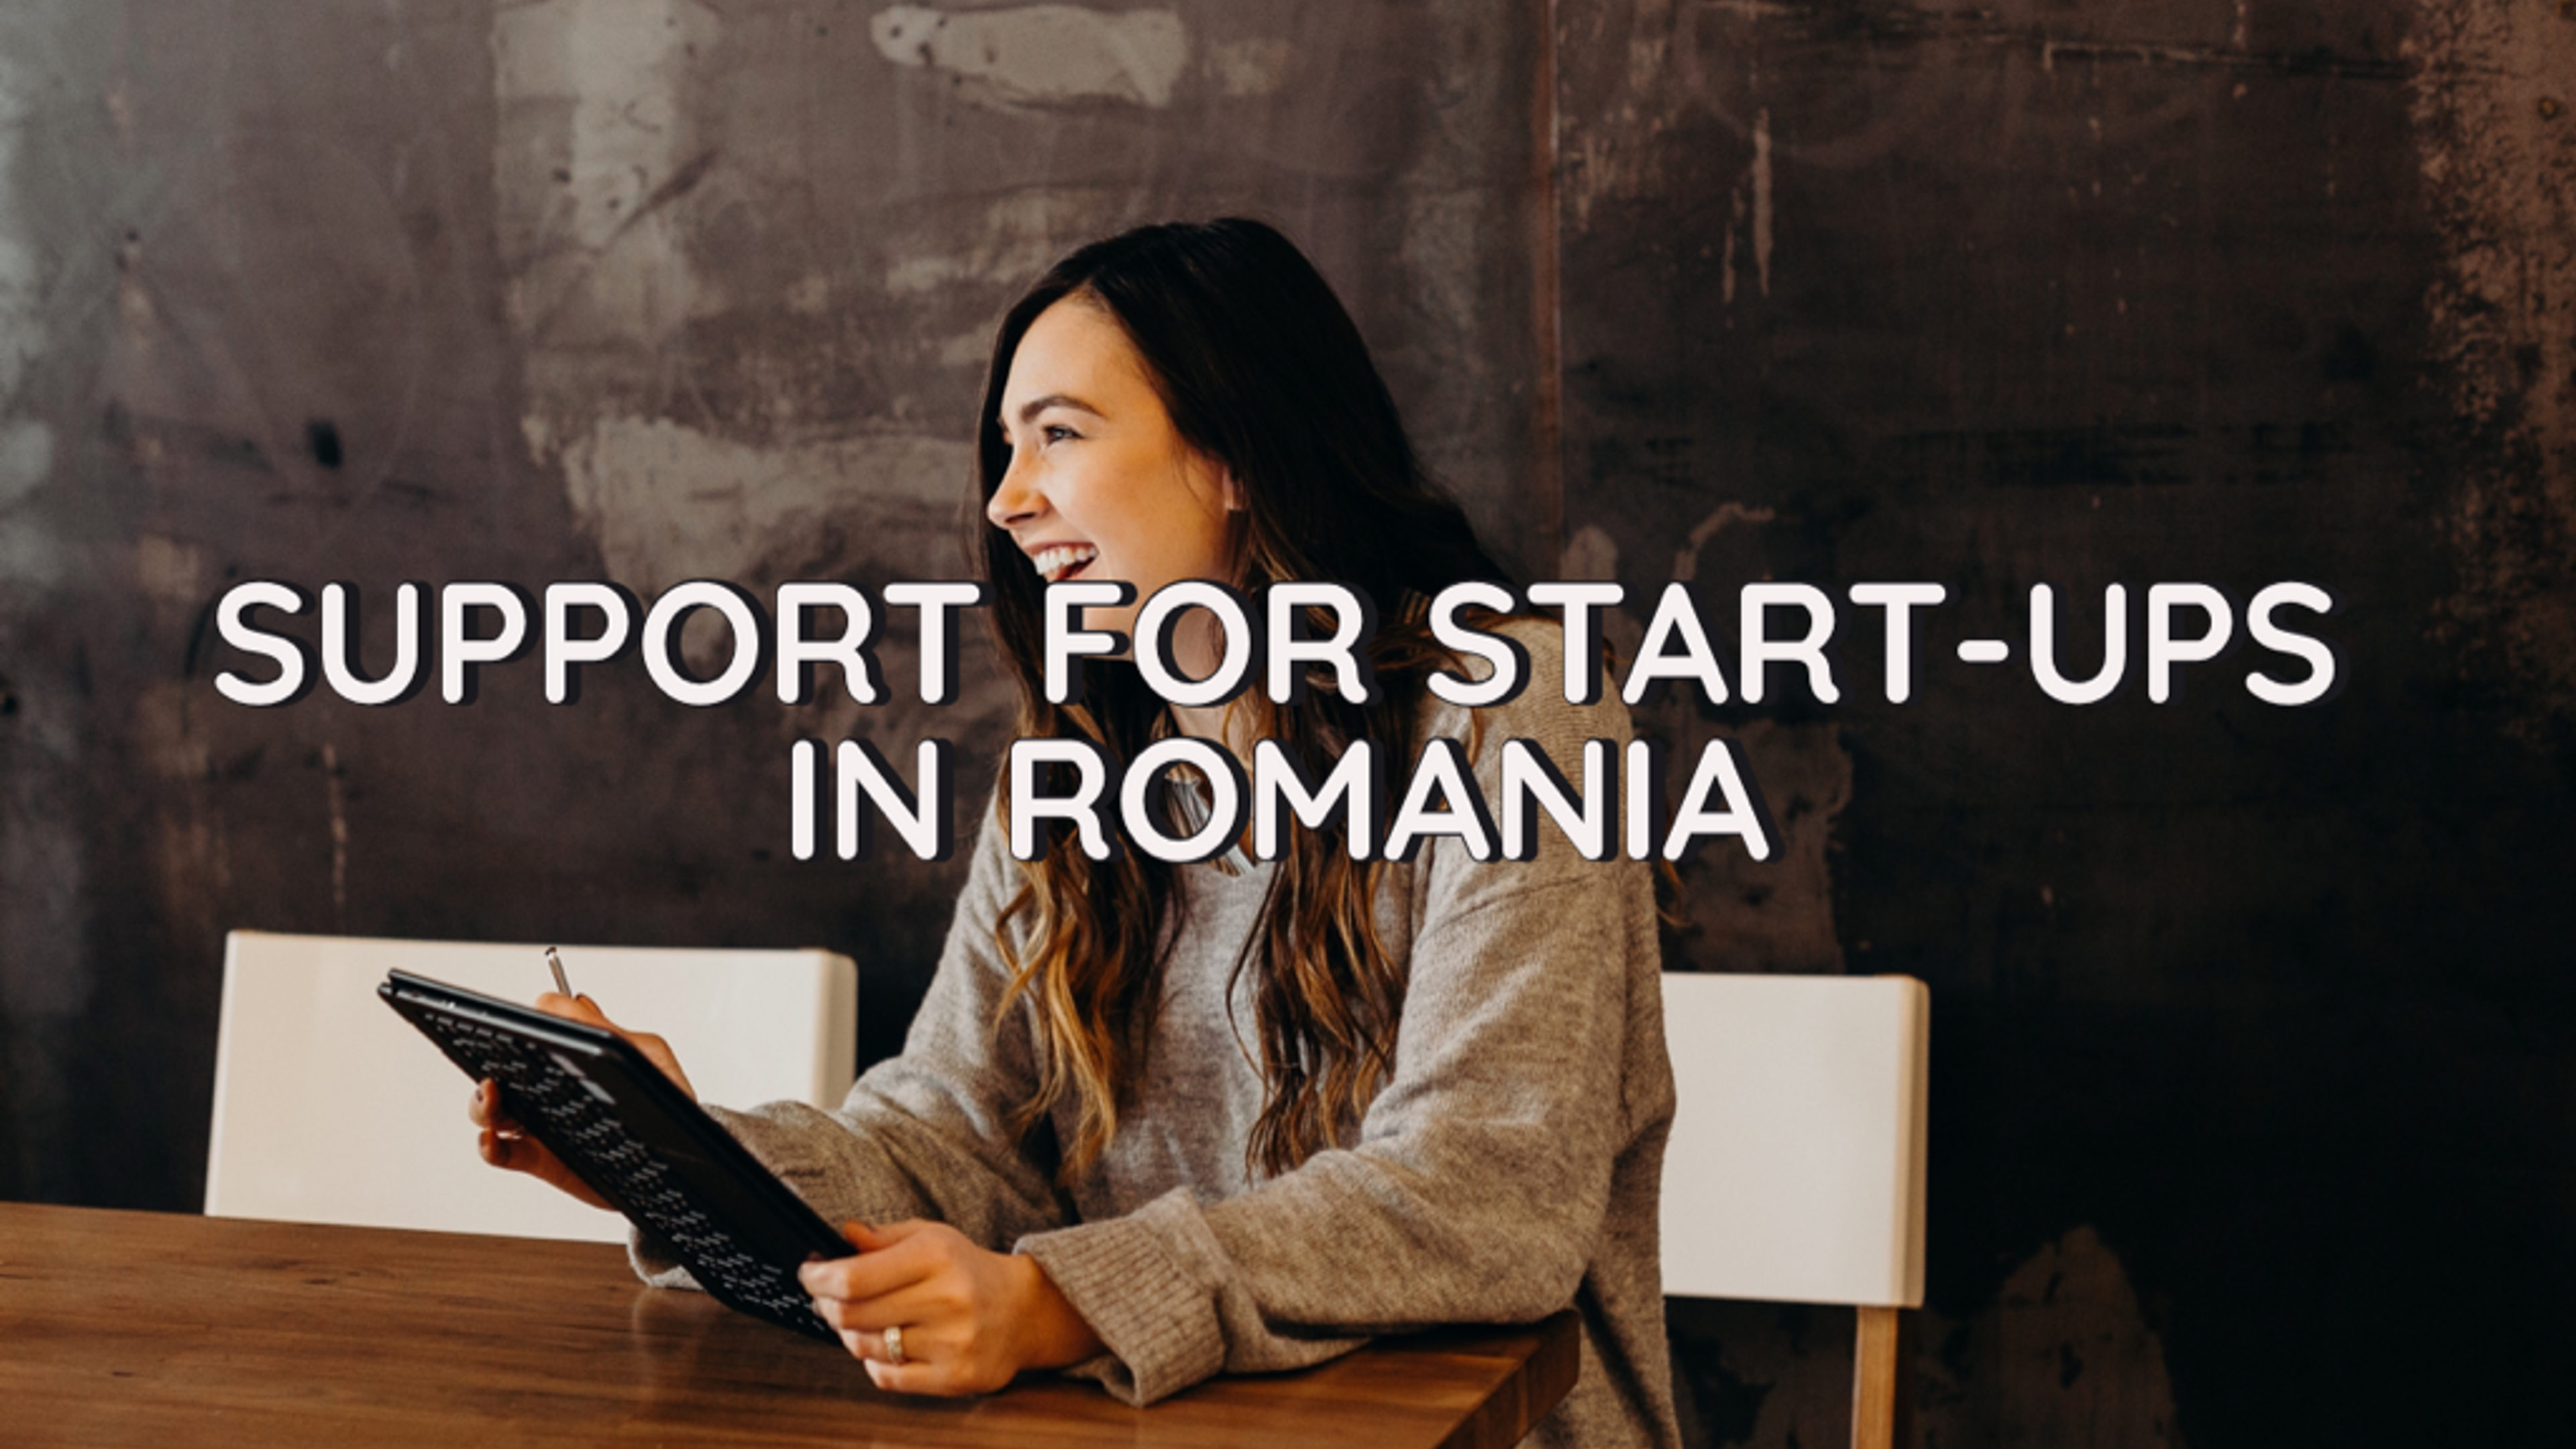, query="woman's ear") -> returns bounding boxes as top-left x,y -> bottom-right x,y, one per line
1220,468 -> 1247,513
